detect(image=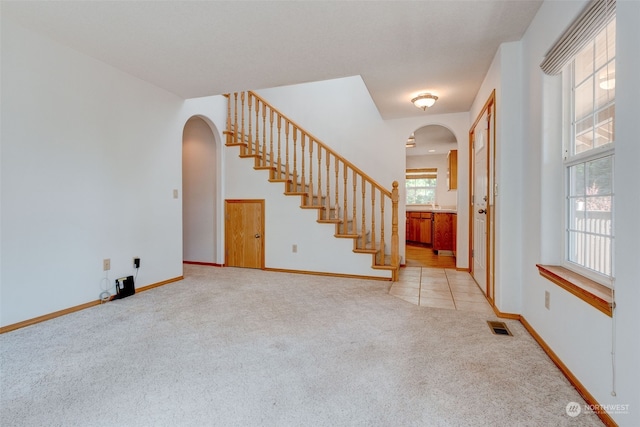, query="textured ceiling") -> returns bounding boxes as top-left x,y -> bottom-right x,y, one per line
2,0 -> 542,120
